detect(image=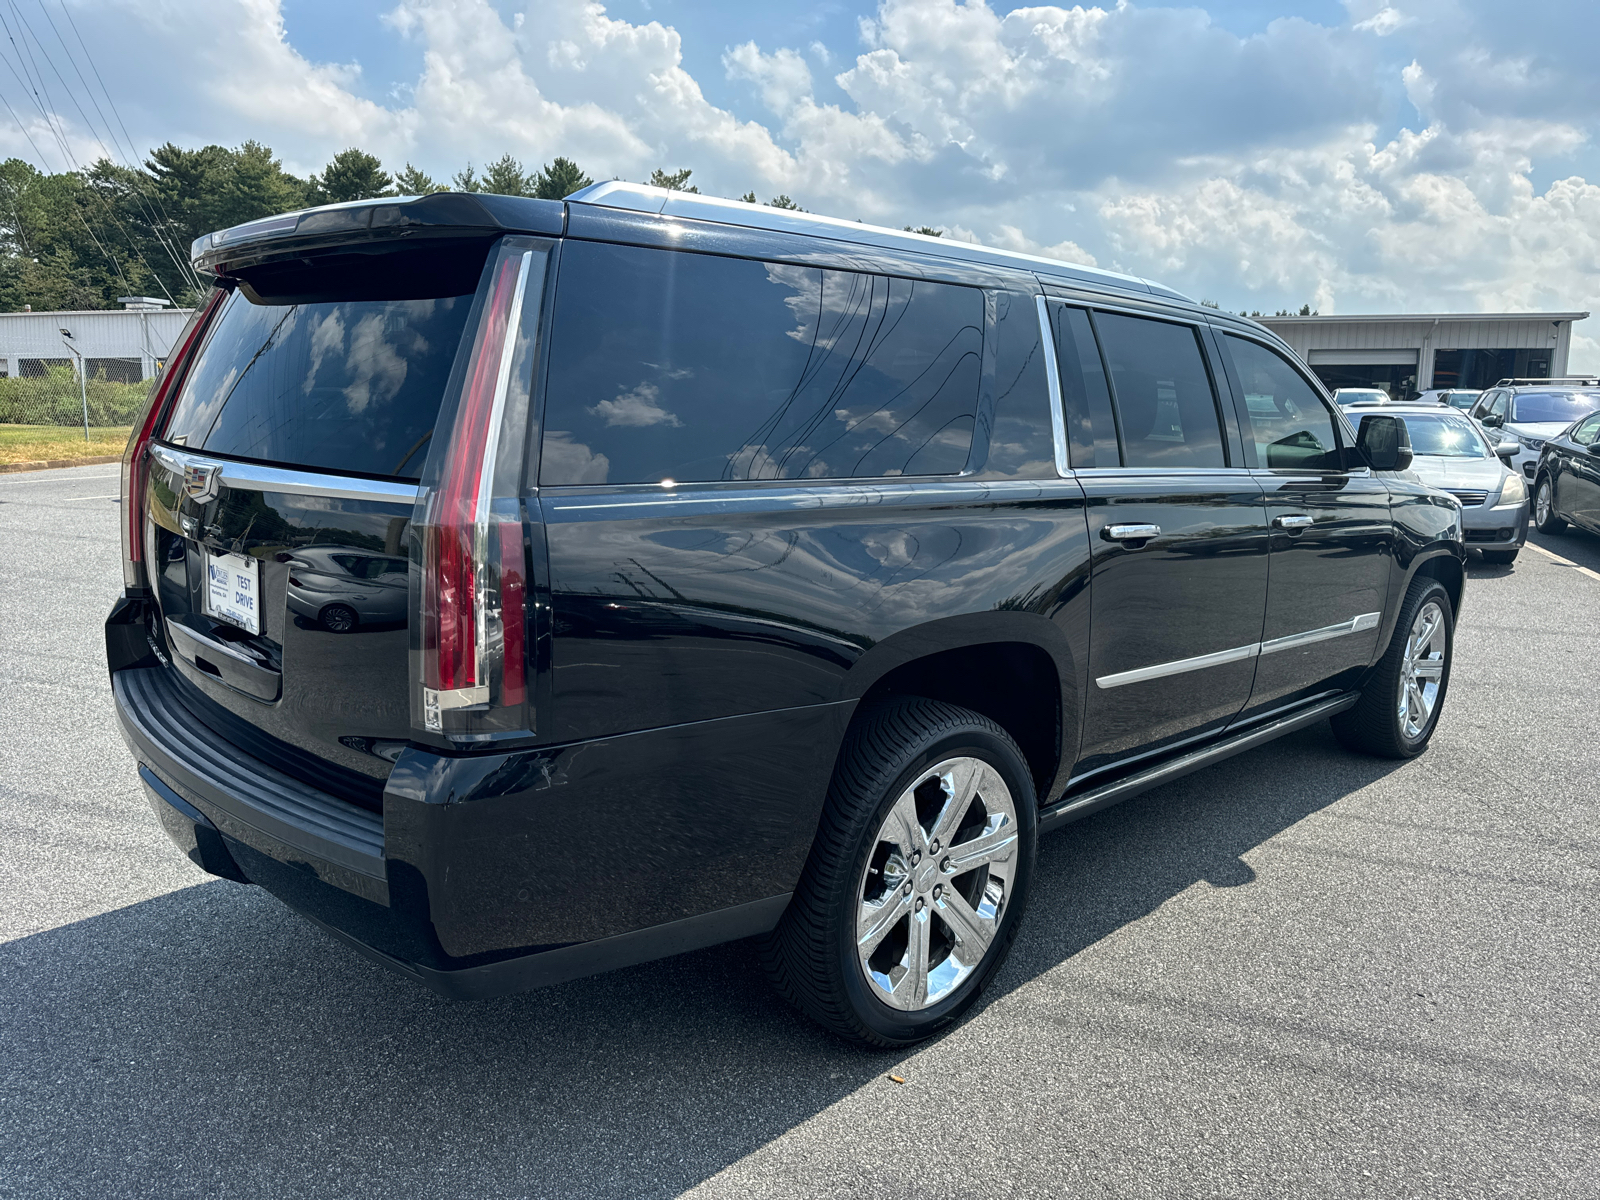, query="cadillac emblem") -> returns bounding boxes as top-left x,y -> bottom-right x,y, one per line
183,463 -> 221,504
